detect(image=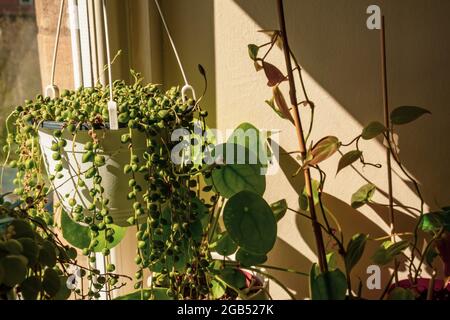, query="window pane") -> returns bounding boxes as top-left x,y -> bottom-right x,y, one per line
0,6 -> 41,197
